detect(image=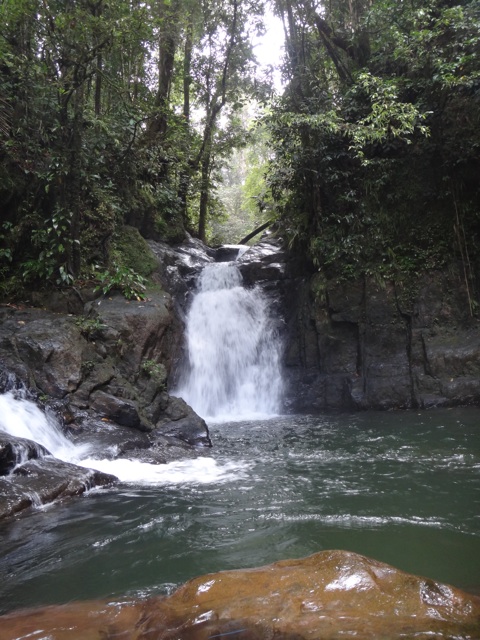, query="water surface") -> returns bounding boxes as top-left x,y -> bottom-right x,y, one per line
1,408 -> 479,614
